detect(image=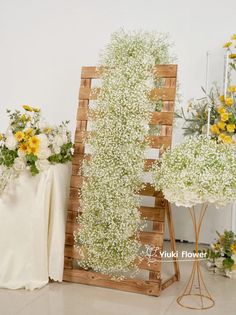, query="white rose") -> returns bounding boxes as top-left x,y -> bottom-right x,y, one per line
38,134 -> 49,148
5,135 -> 17,150
13,157 -> 26,172
38,147 -> 51,160
18,149 -> 26,158
35,159 -> 50,172
53,135 -> 64,147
